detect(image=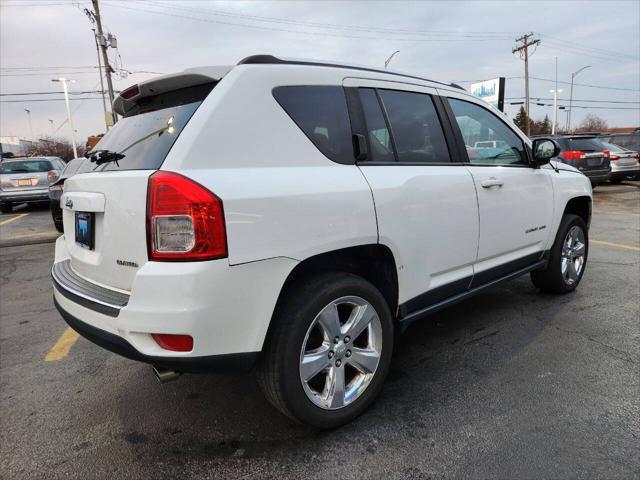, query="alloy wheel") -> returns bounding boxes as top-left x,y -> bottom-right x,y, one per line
561,225 -> 586,285
299,296 -> 383,410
